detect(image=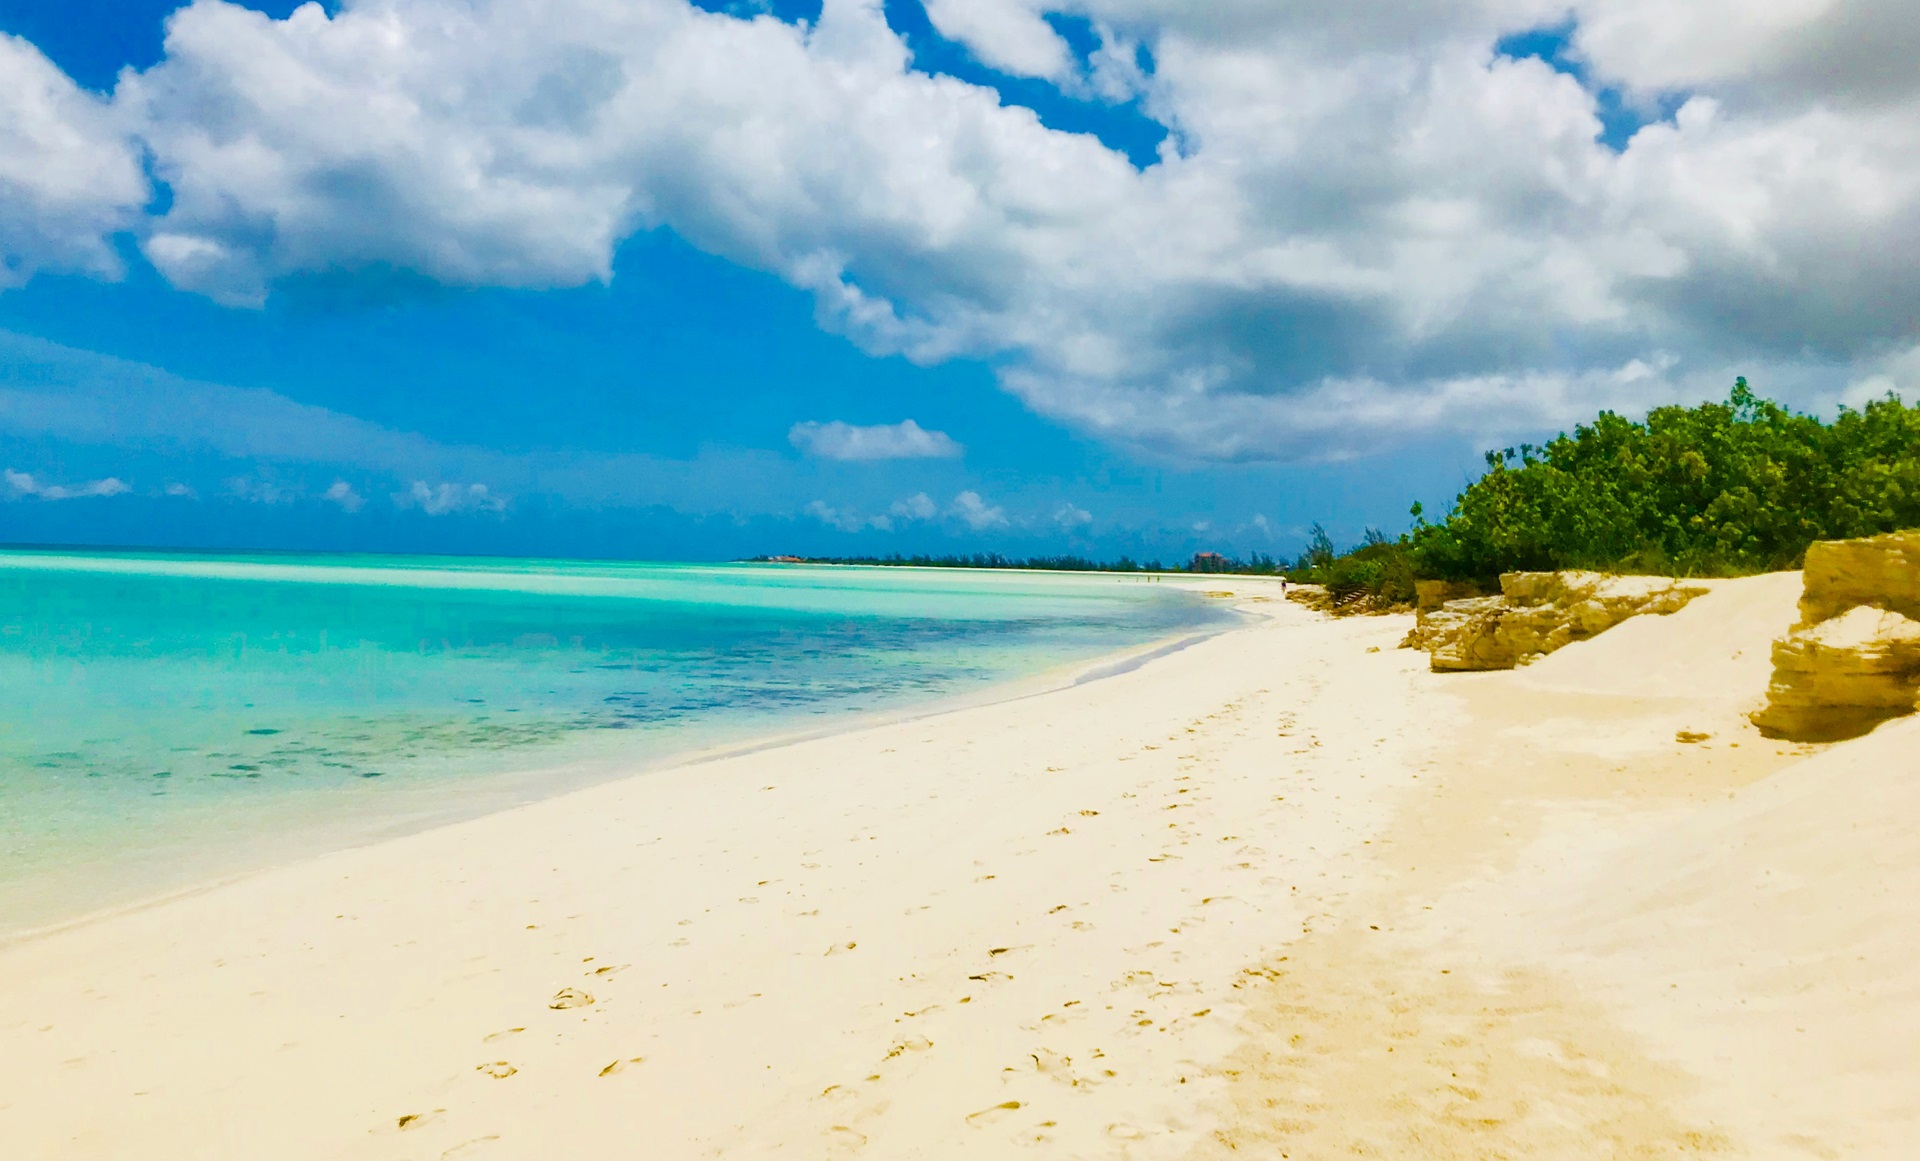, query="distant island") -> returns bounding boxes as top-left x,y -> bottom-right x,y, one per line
746,551 -> 1283,575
